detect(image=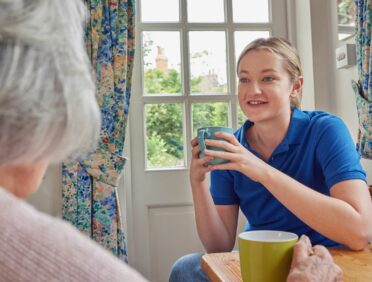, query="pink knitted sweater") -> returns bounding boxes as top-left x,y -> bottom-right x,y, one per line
0,188 -> 147,282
